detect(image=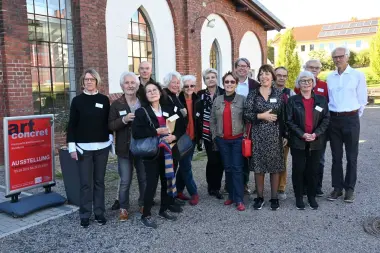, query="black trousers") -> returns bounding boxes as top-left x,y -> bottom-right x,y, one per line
291,147 -> 321,198
77,147 -> 109,219
329,114 -> 360,191
204,139 -> 224,192
142,150 -> 171,217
